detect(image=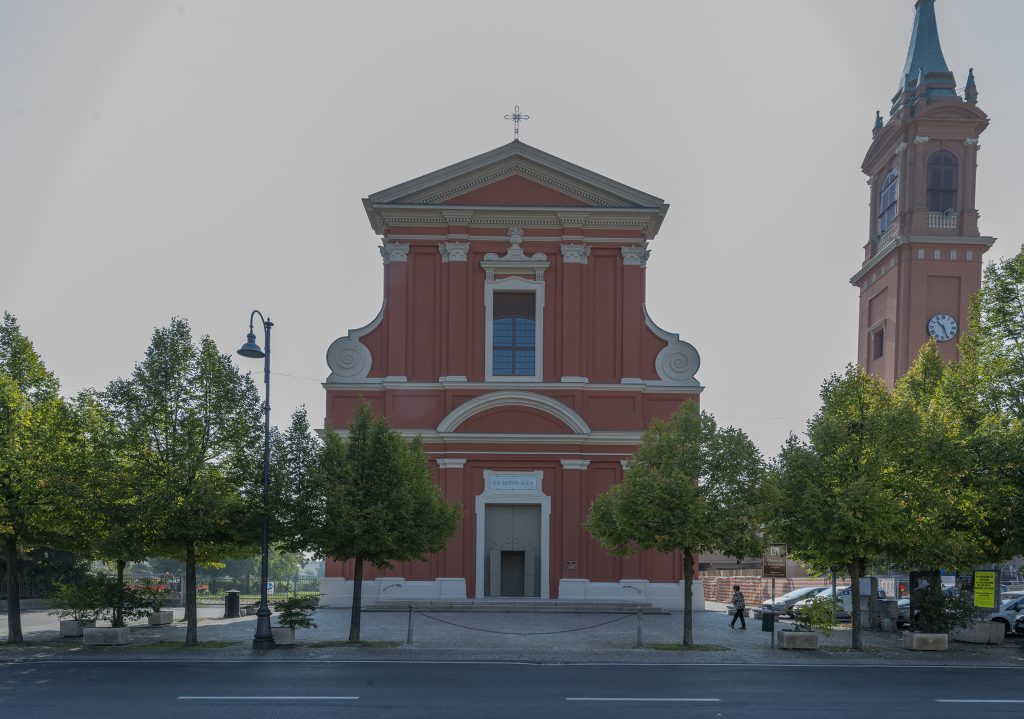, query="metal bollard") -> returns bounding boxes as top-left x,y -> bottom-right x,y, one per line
407,606 -> 415,645
636,609 -> 643,648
